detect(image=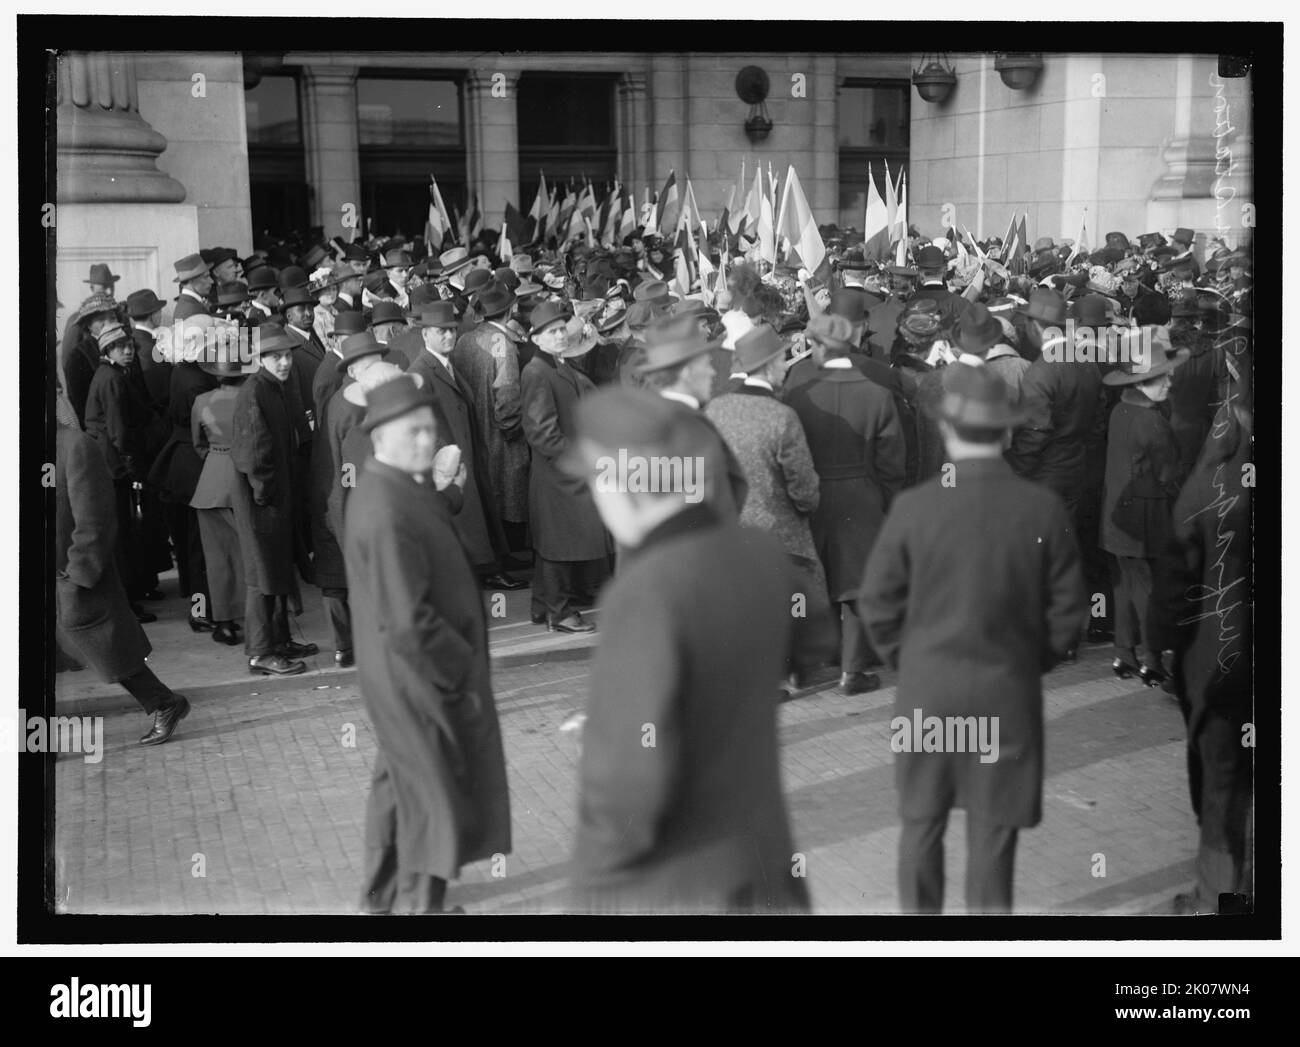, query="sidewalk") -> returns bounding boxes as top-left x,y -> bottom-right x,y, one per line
53,569 -> 599,713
